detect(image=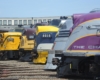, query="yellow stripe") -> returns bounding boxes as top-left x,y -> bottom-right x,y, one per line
67,34 -> 97,49
66,50 -> 97,56
73,18 -> 100,32
36,26 -> 59,35
67,50 -> 100,52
